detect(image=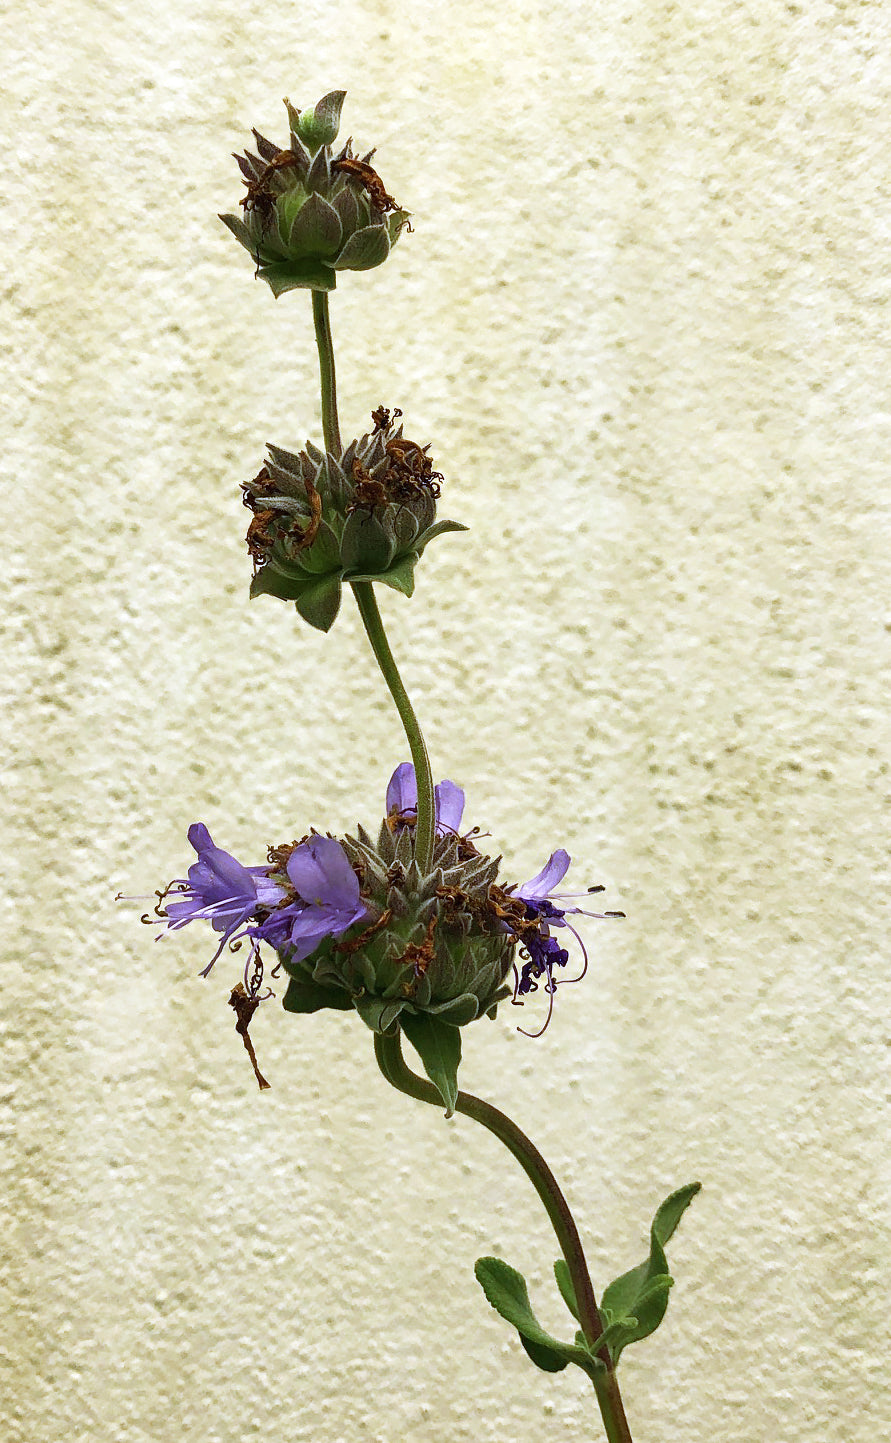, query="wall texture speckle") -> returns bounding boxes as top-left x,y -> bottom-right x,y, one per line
5,2 -> 891,1440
